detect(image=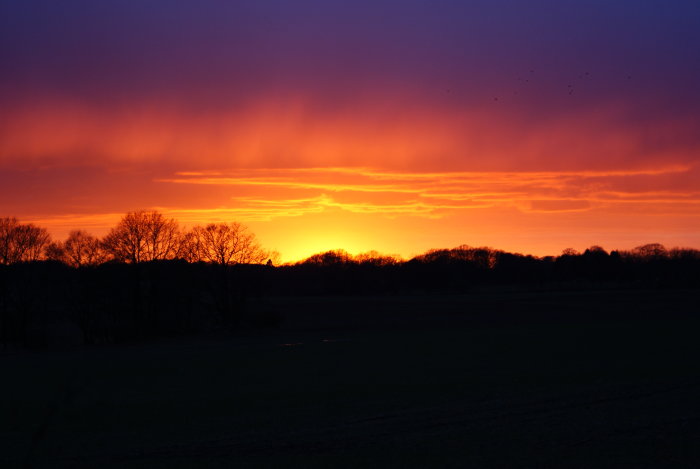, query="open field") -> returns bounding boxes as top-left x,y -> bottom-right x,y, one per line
2,289 -> 700,468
